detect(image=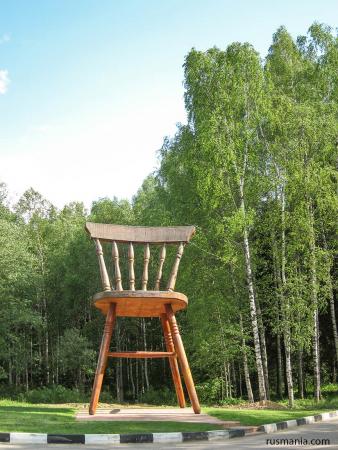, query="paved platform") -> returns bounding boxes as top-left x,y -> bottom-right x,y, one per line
76,407 -> 240,427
